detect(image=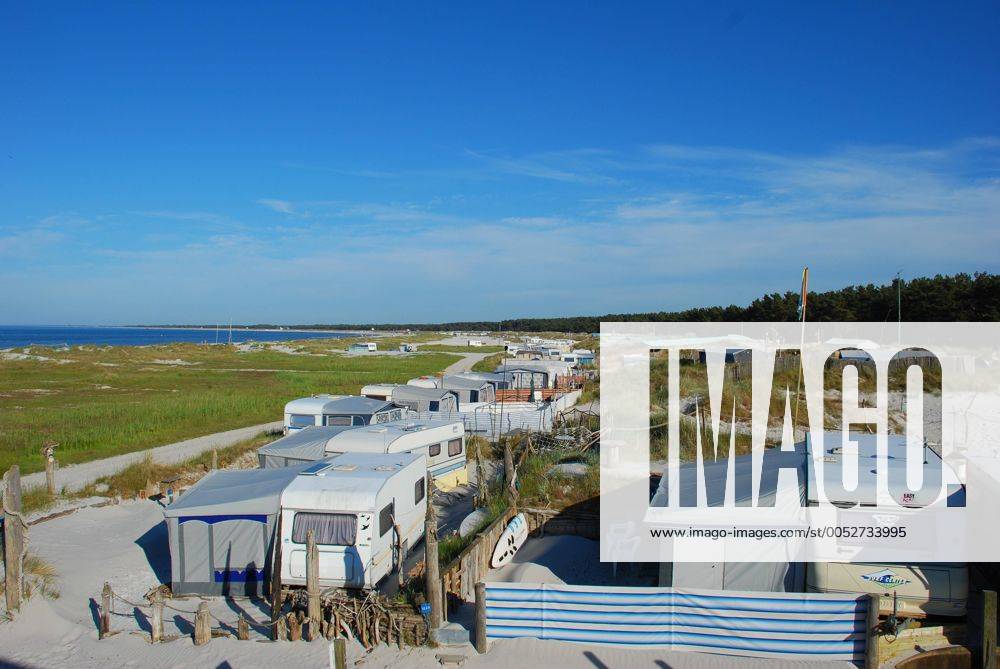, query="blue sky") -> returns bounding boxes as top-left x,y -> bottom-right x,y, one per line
1,2 -> 998,325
